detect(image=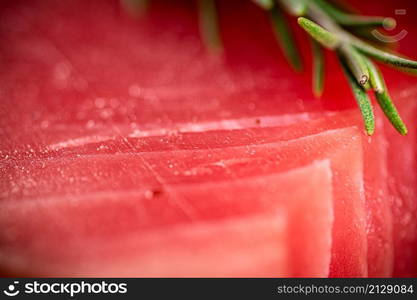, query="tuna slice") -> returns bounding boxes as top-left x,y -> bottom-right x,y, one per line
383,94 -> 417,277
0,0 -> 417,277
2,125 -> 364,277
0,161 -> 333,277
